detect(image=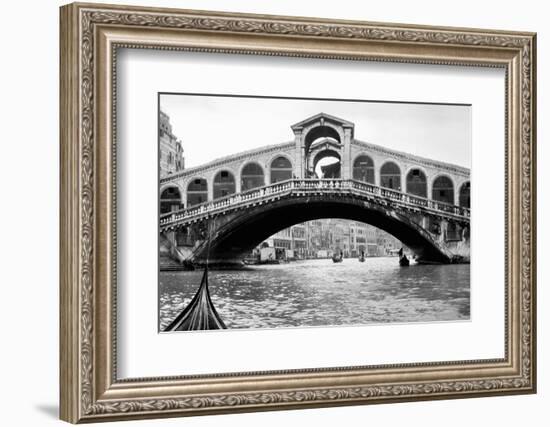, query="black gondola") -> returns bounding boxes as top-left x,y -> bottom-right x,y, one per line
332,251 -> 344,263
163,265 -> 227,331
398,247 -> 410,267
